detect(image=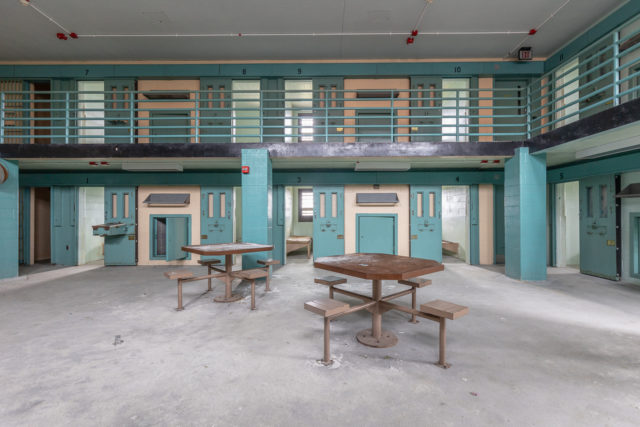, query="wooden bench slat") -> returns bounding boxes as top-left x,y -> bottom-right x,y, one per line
304,298 -> 350,317
164,270 -> 194,280
232,268 -> 269,280
257,258 -> 281,266
420,300 -> 469,320
198,259 -> 221,266
398,278 -> 432,288
314,276 -> 347,286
